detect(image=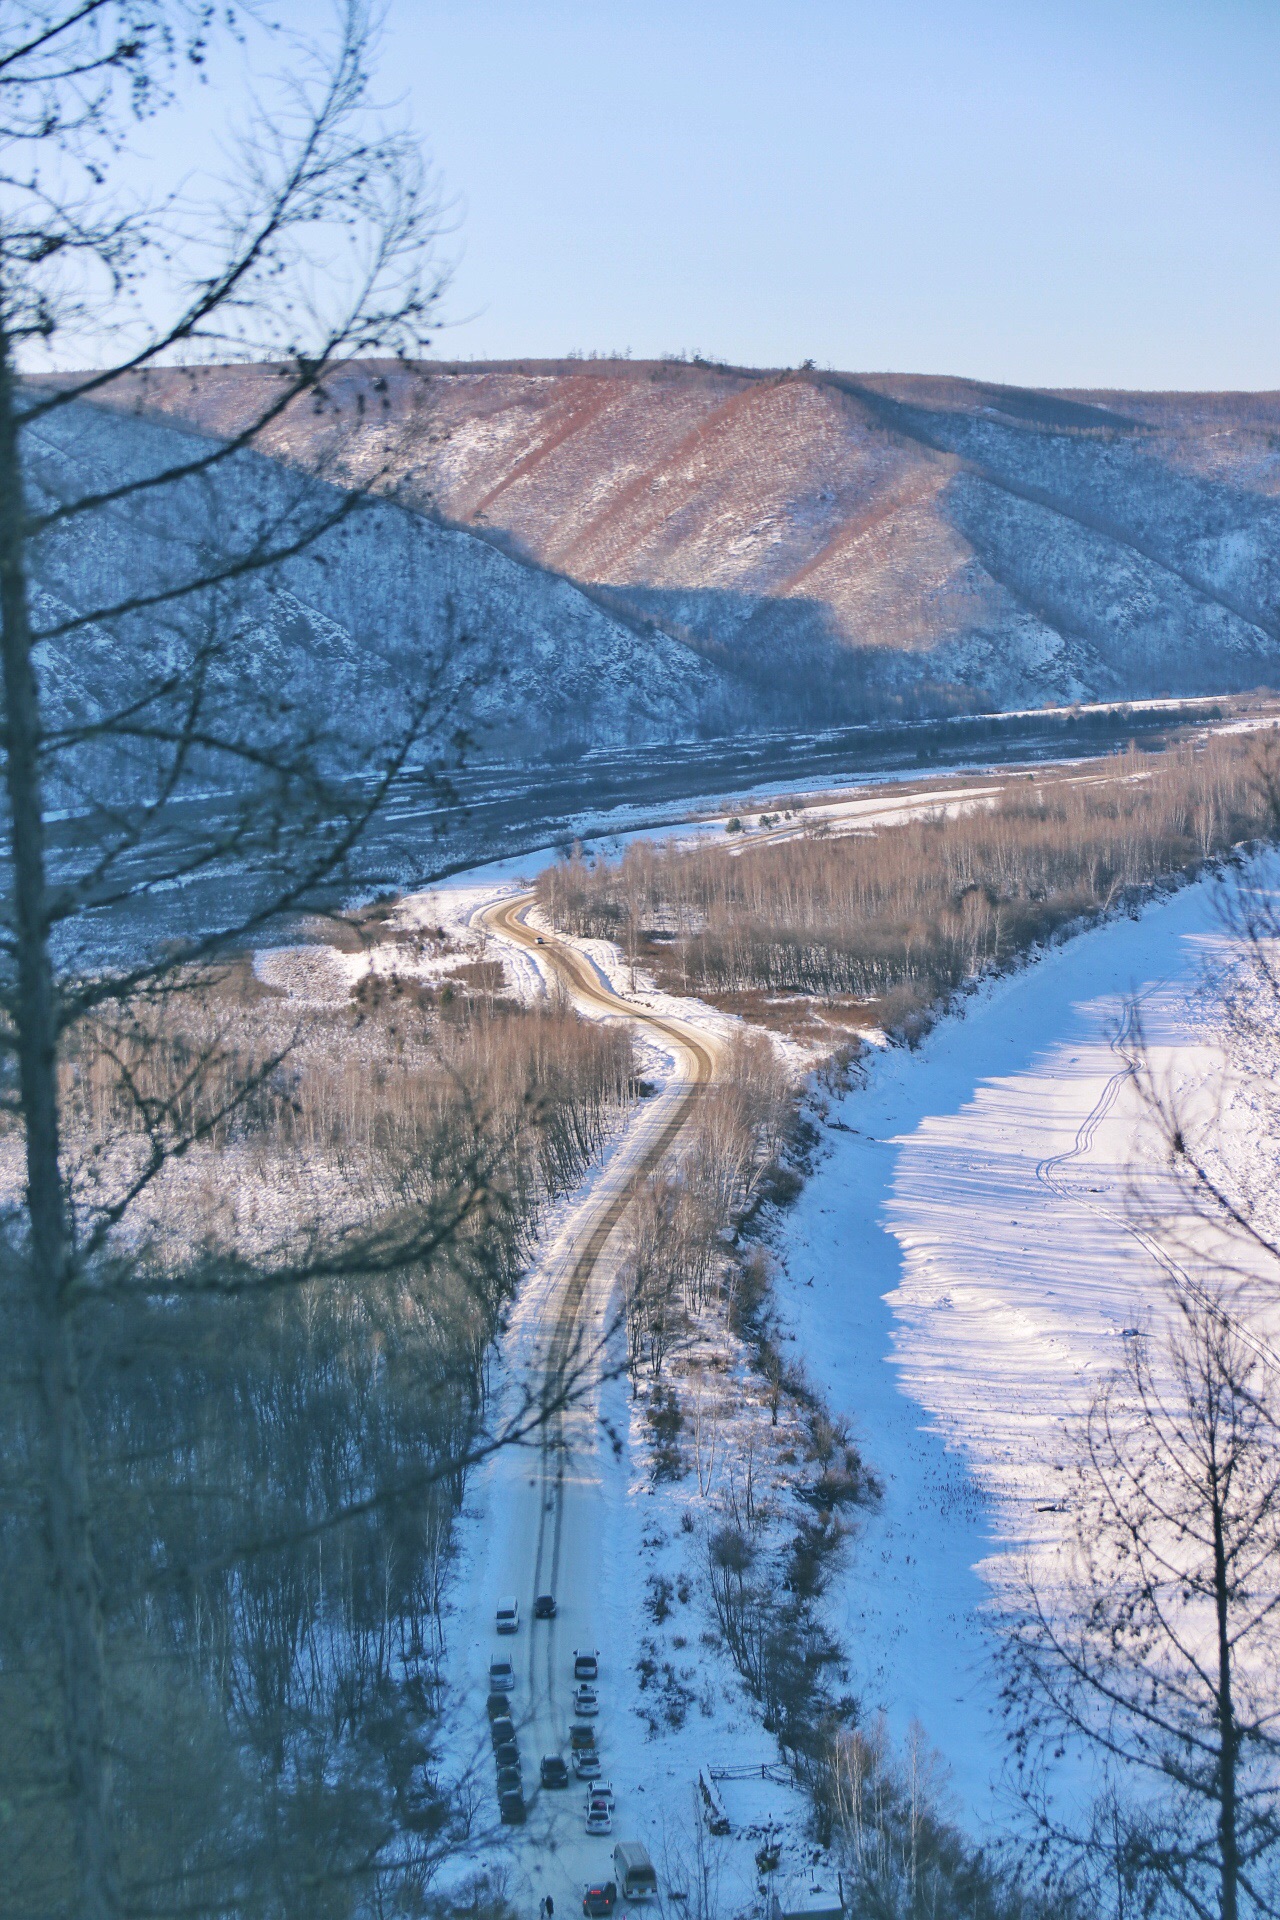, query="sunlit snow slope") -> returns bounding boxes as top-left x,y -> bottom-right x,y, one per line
97,359 -> 1280,725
